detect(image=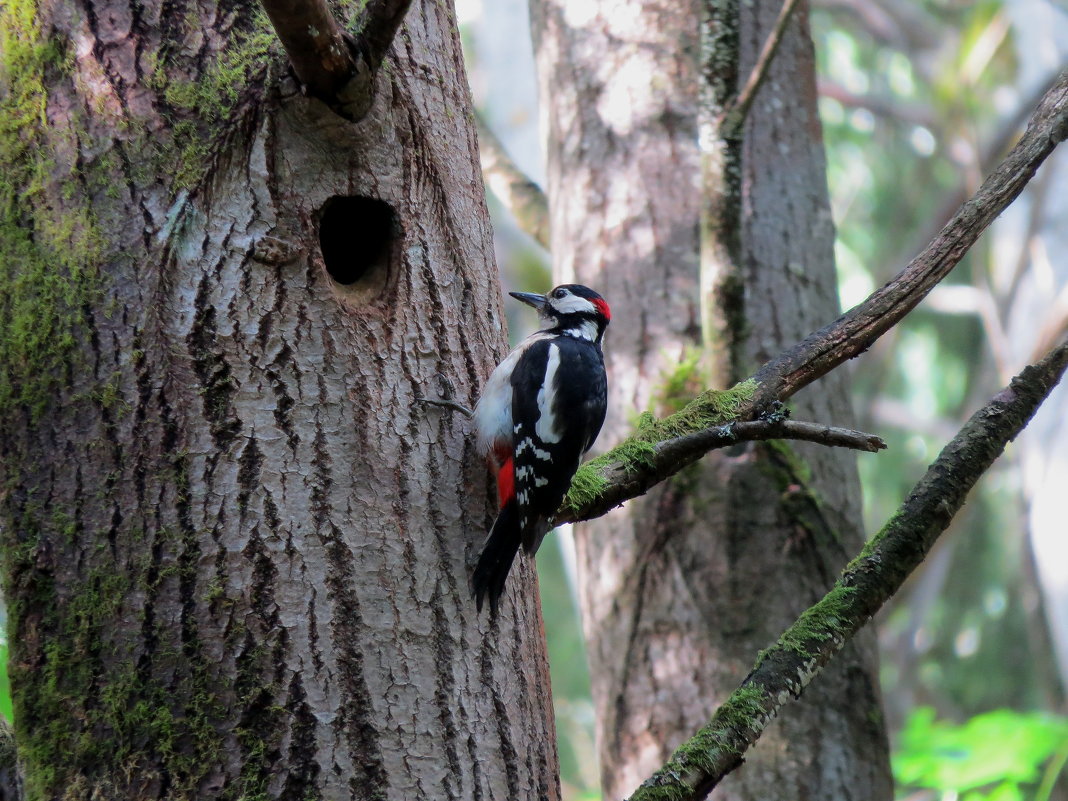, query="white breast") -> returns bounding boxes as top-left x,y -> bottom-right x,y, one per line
473,332 -> 550,456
